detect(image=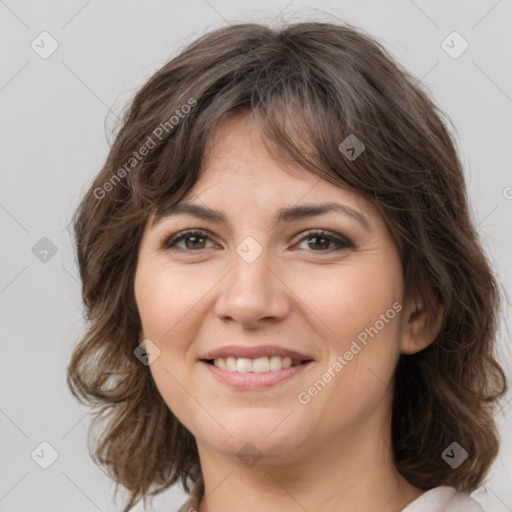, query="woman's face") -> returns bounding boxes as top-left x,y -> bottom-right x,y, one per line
134,111 -> 420,466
